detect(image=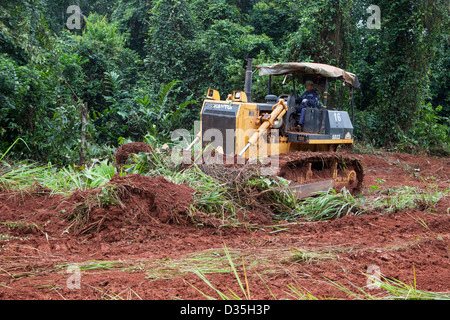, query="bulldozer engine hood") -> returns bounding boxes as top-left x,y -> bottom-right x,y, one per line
256,62 -> 360,89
